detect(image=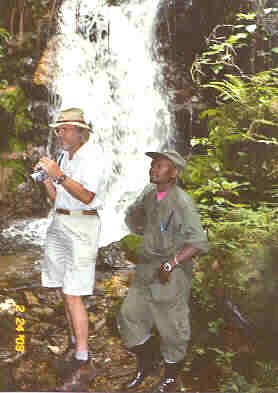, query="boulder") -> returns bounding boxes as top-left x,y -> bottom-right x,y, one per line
97,241 -> 132,270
